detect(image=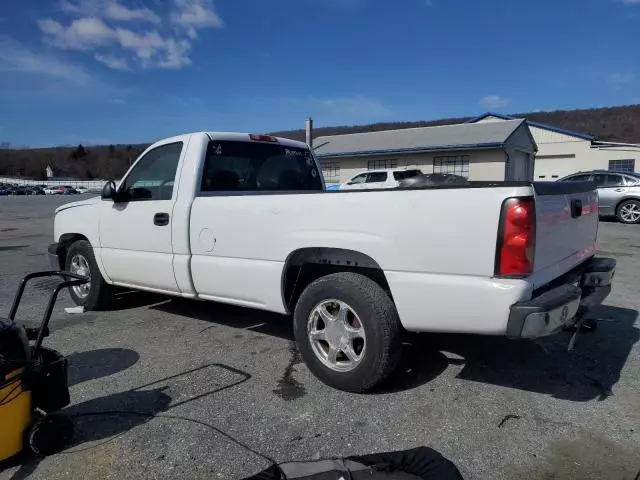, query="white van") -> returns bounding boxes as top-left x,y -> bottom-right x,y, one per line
340,168 -> 423,190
